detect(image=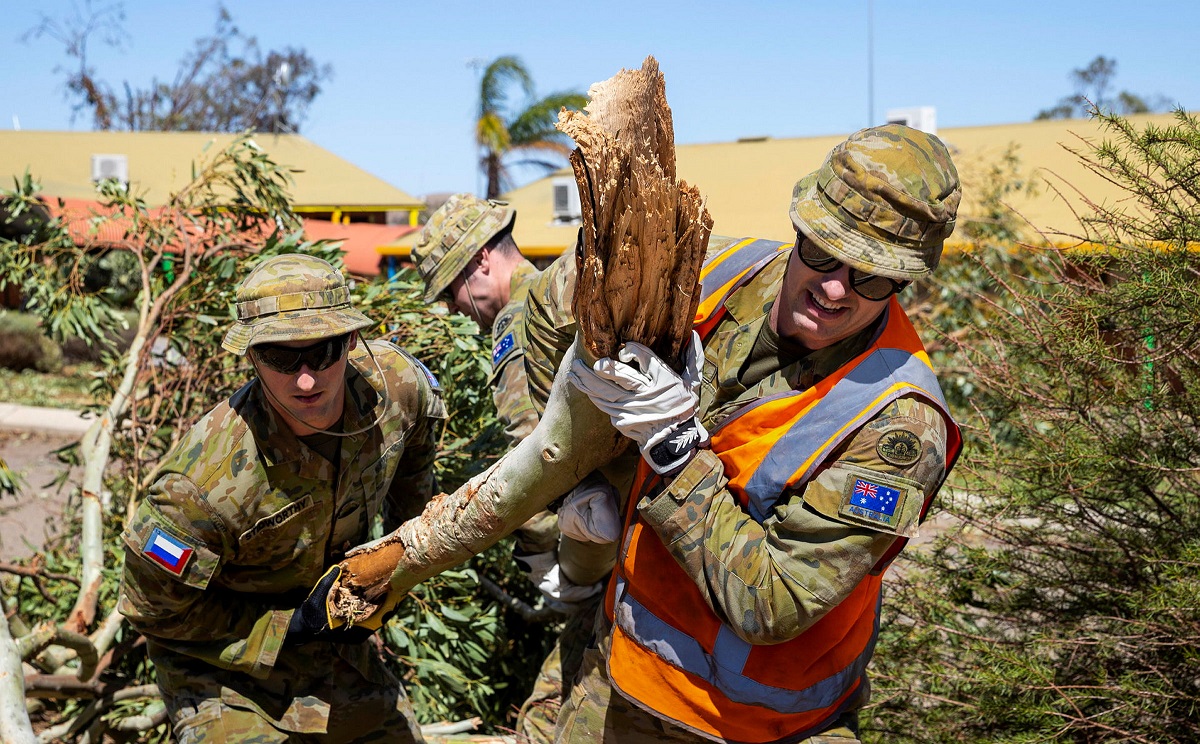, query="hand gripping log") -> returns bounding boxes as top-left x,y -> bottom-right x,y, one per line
330,56 -> 712,623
